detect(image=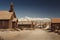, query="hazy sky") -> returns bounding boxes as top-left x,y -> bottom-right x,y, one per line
0,0 -> 60,18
